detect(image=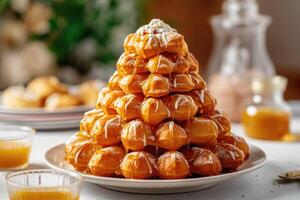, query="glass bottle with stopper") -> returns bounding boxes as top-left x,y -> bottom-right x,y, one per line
207,0 -> 275,122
